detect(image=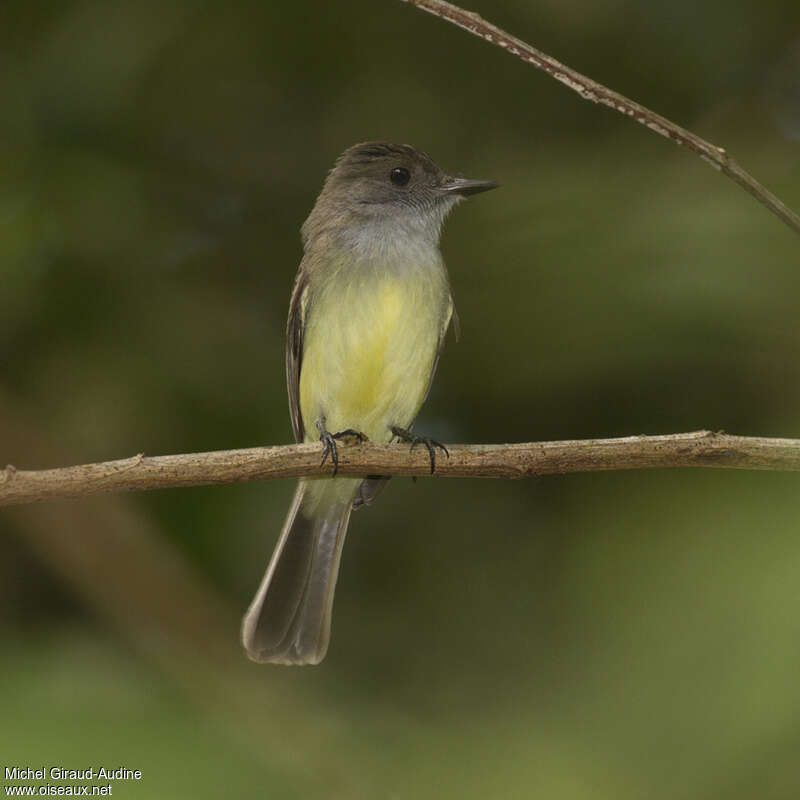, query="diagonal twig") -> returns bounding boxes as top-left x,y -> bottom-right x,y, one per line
401,0 -> 800,236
